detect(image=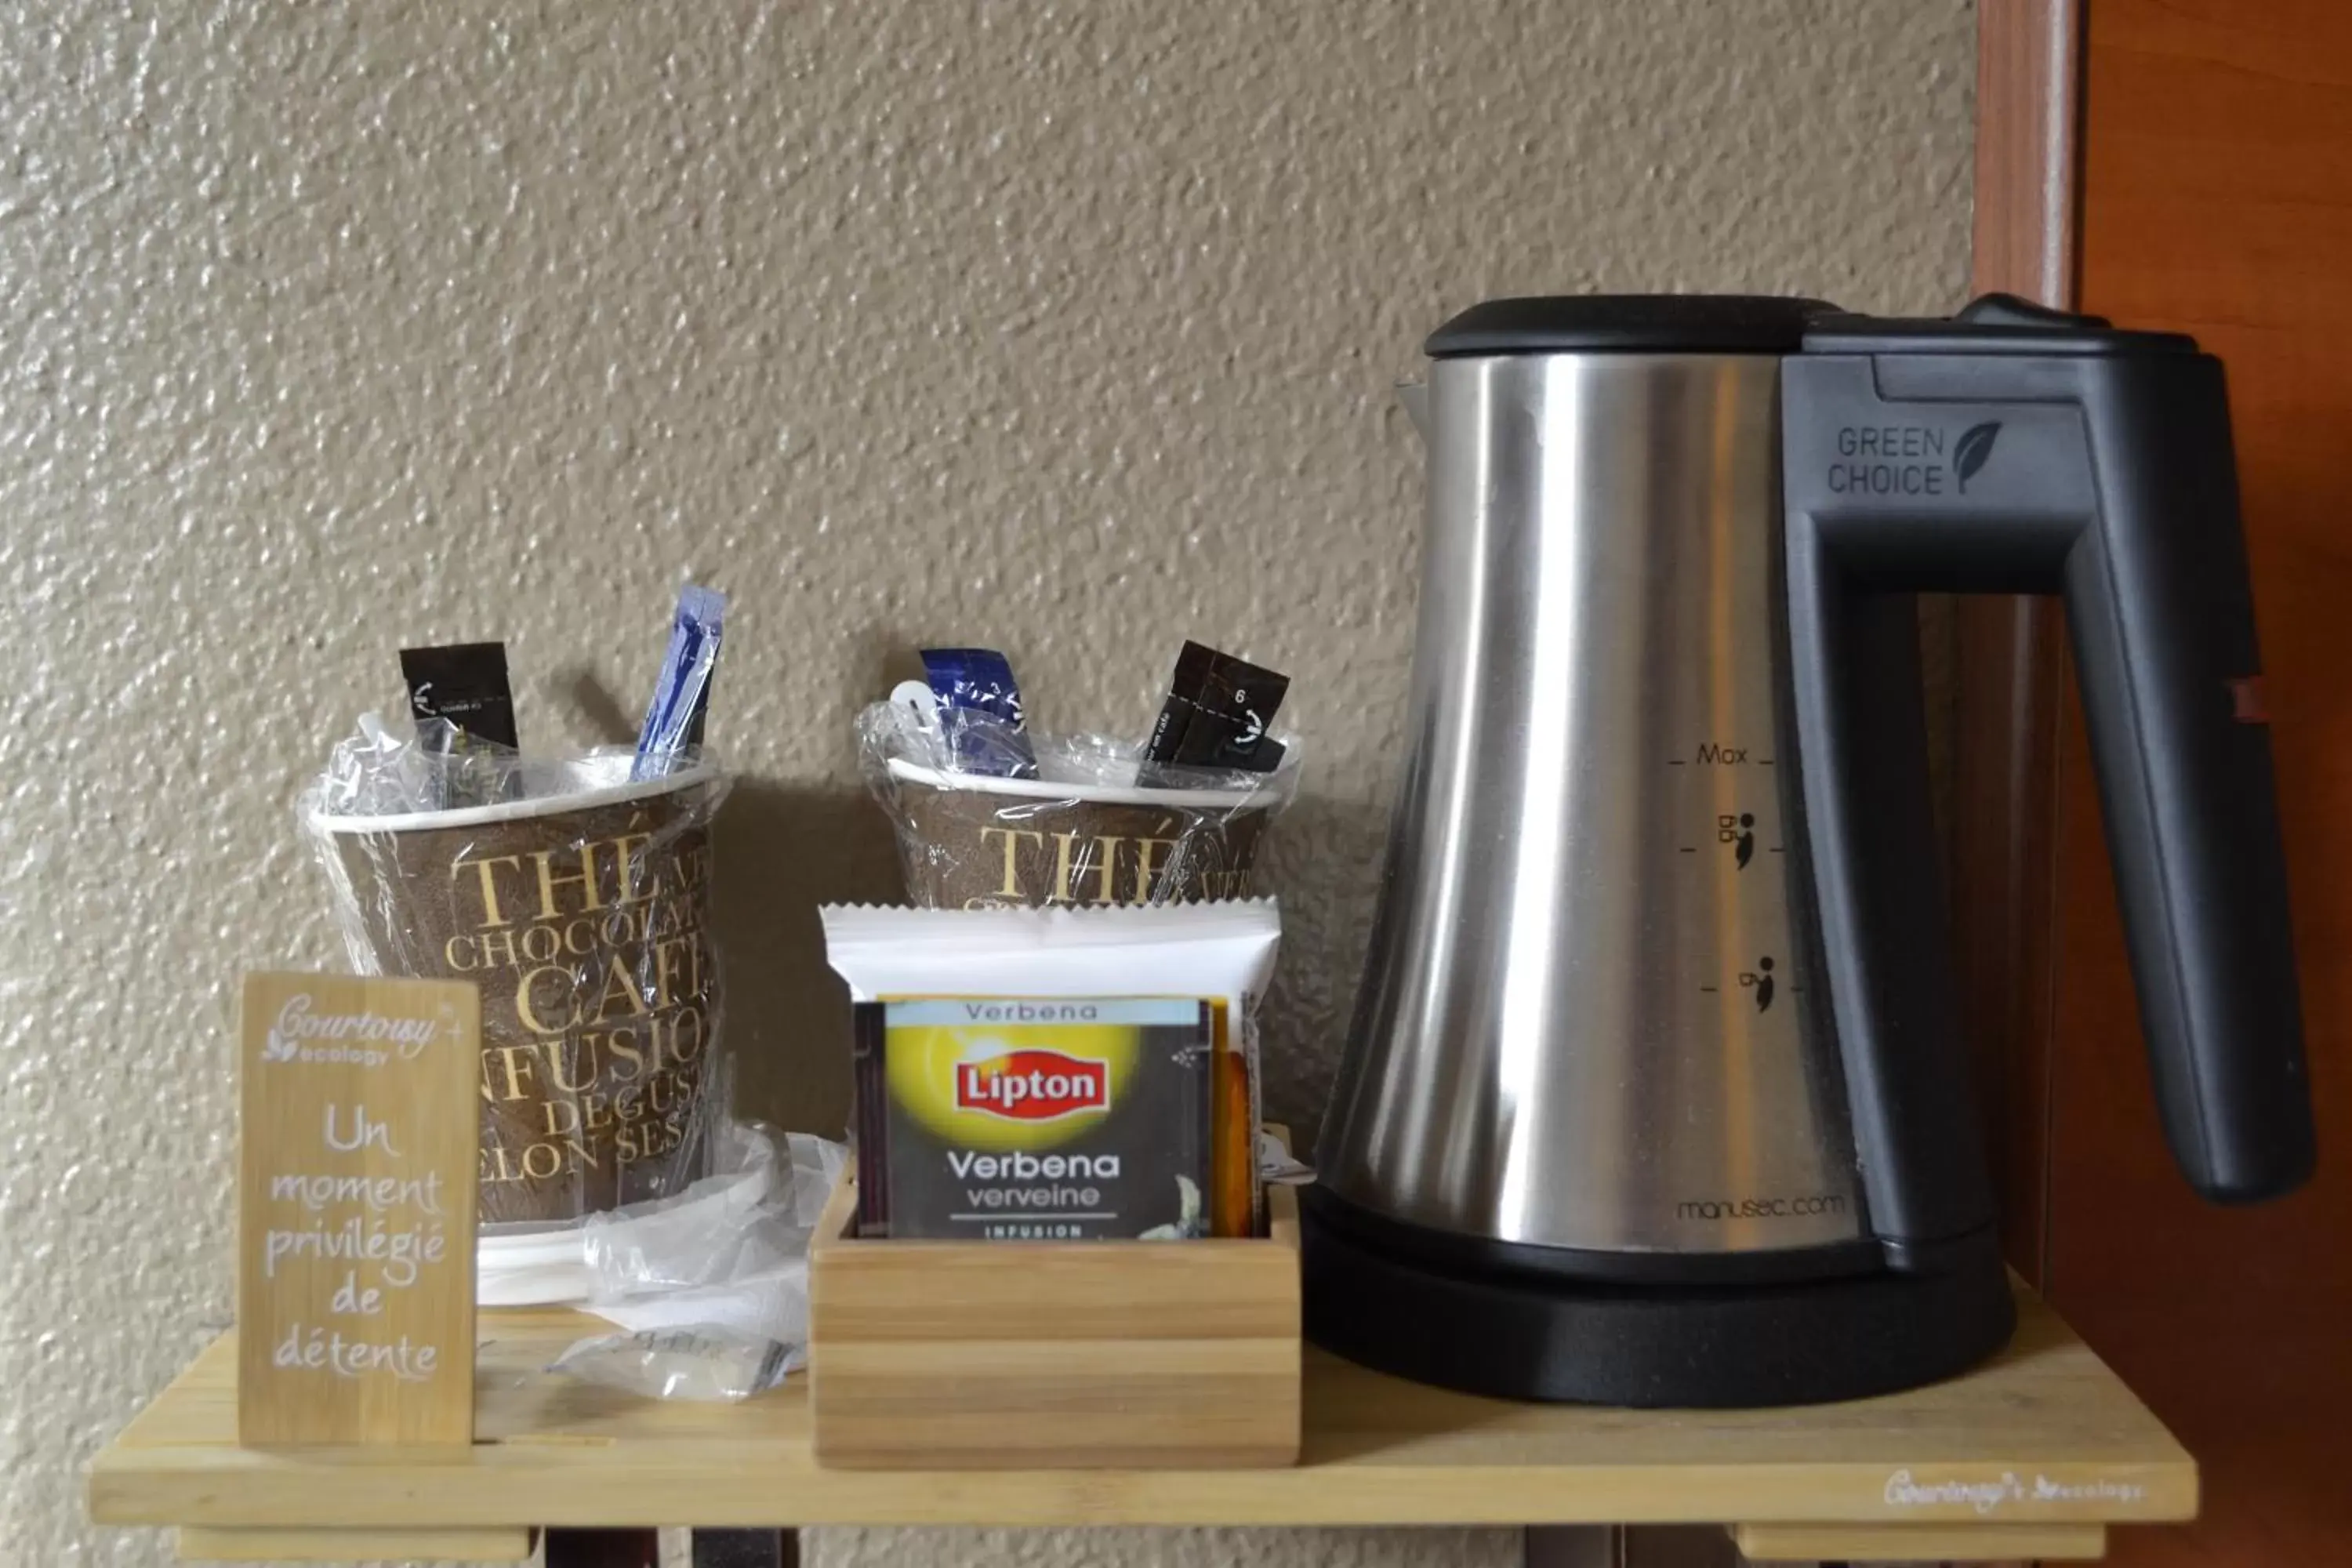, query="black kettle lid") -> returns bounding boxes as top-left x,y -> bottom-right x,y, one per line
1425,294 -> 1833,358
